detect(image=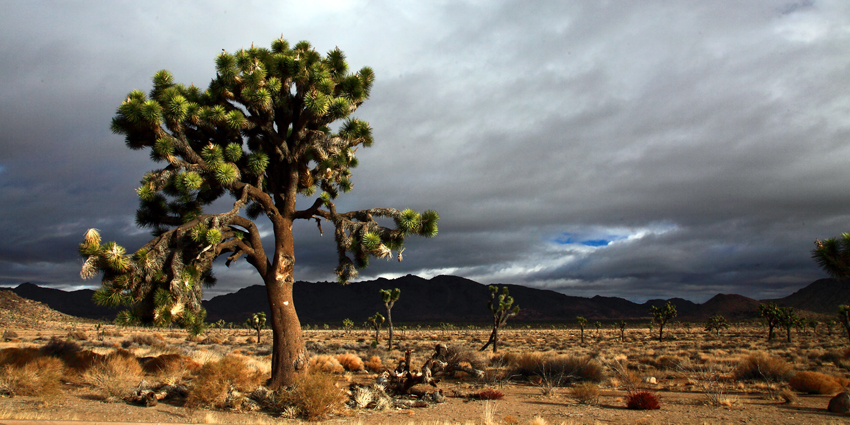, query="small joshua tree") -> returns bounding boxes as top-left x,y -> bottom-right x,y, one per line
367,312 -> 384,346
577,316 -> 587,344
247,312 -> 266,344
480,286 -> 519,353
618,320 -> 627,341
777,307 -> 799,343
825,319 -> 836,336
594,321 -> 602,339
758,303 -> 782,341
649,301 -> 677,342
838,305 -> 850,342
379,288 -> 400,349
704,315 -> 729,337
342,318 -> 354,335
